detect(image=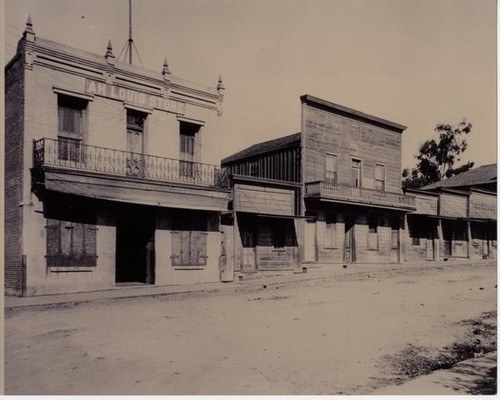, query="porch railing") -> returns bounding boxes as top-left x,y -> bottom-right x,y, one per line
305,180 -> 416,209
33,138 -> 229,188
